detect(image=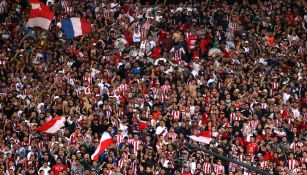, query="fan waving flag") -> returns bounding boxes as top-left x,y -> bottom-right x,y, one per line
91,132 -> 114,161
36,116 -> 66,134
189,131 -> 212,144
26,4 -> 54,30
61,18 -> 91,40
